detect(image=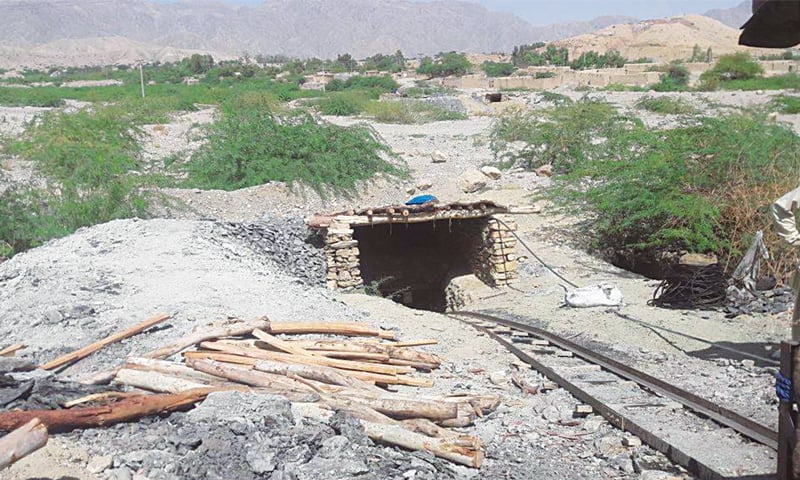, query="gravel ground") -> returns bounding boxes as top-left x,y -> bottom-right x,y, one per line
0,218 -> 679,480
1,86 -> 796,479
